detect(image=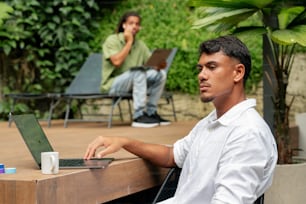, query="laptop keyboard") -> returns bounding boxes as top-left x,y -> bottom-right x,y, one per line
59,159 -> 84,166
